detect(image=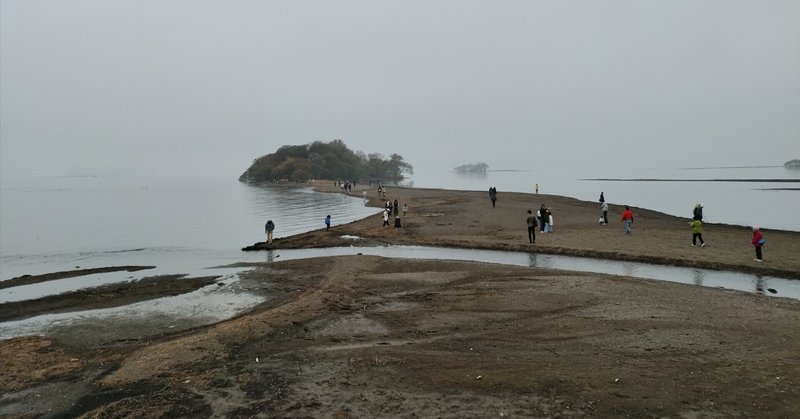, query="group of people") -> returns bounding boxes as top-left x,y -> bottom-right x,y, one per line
537,205 -> 554,233
597,193 -> 765,262
524,205 -> 554,244
336,180 -> 355,192
383,198 -> 407,228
